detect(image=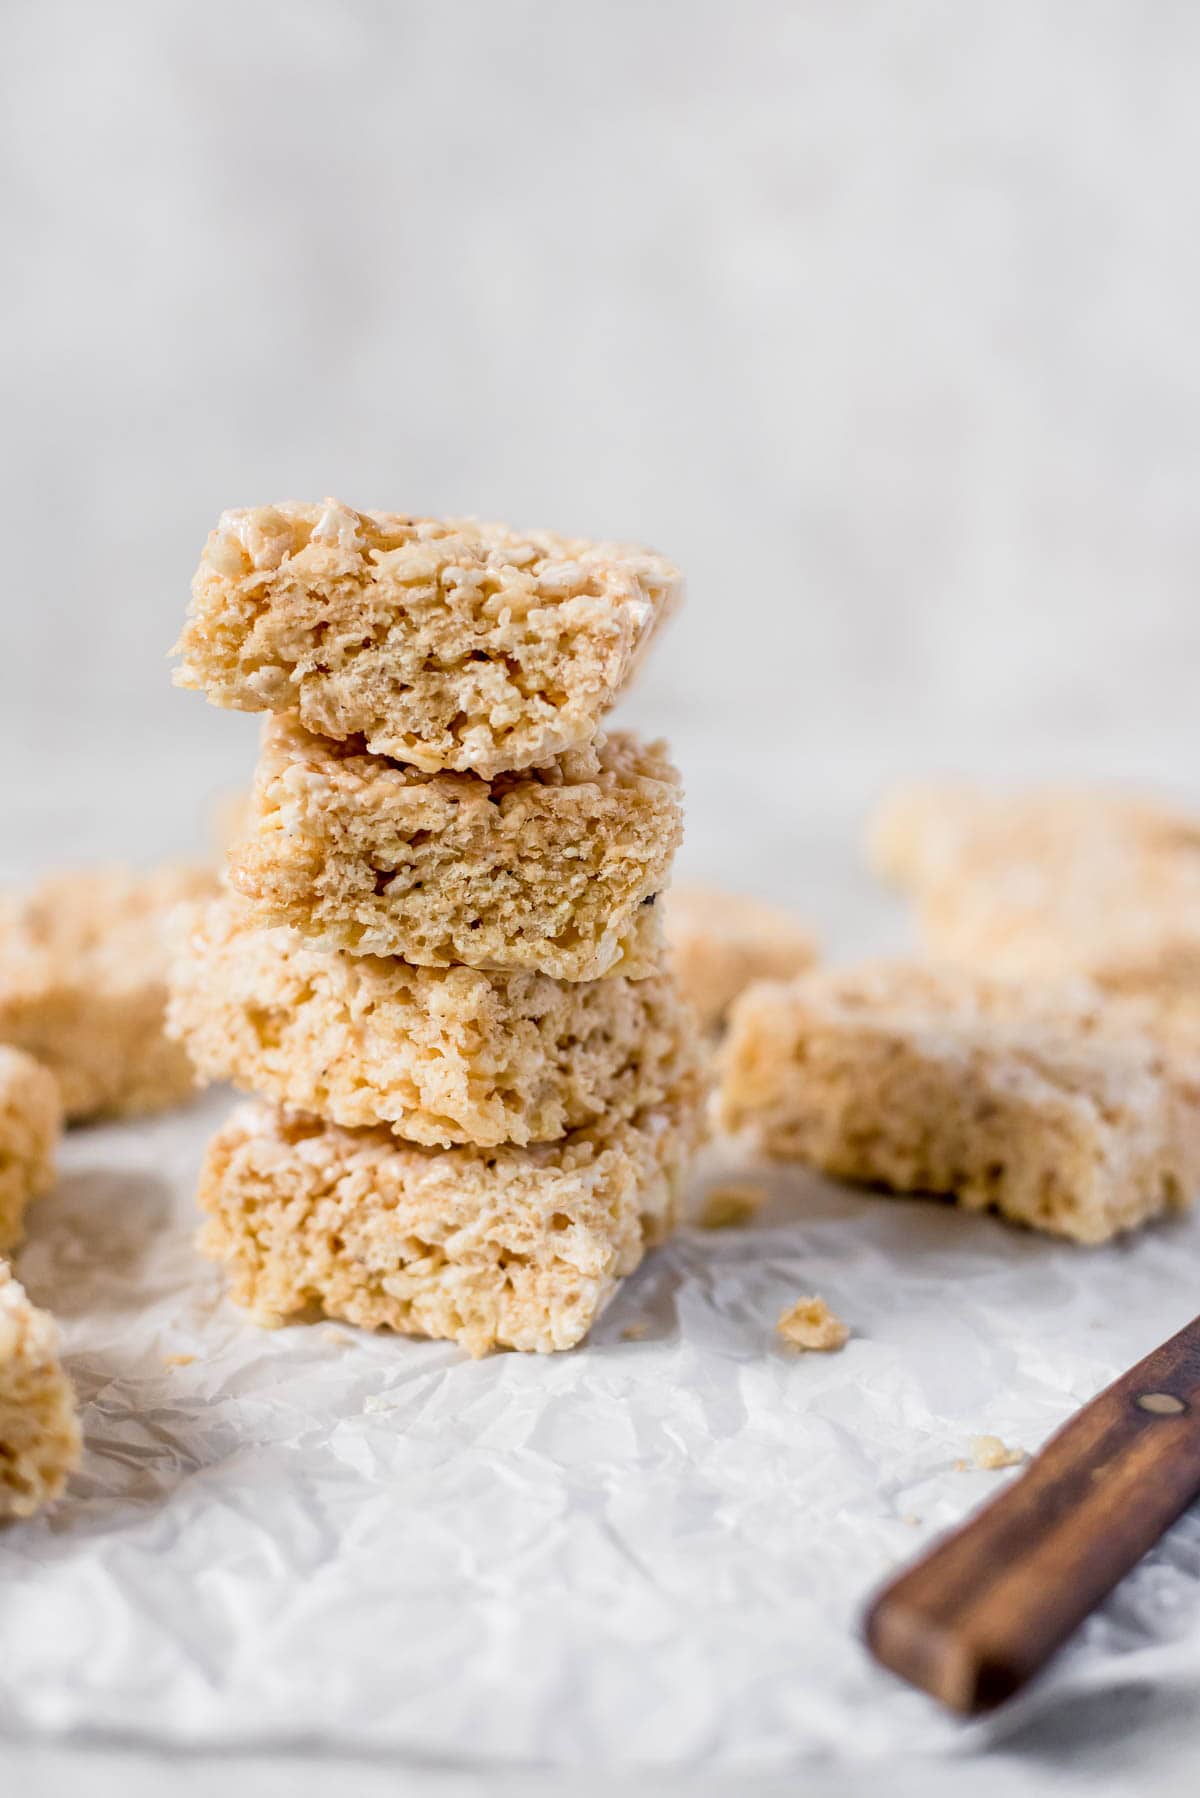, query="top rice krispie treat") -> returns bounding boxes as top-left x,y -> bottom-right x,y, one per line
174,502 -> 682,776
228,714 -> 681,980
664,885 -> 818,1032
720,960 -> 1200,1244
867,783 -> 1200,1008
0,864 -> 216,1121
